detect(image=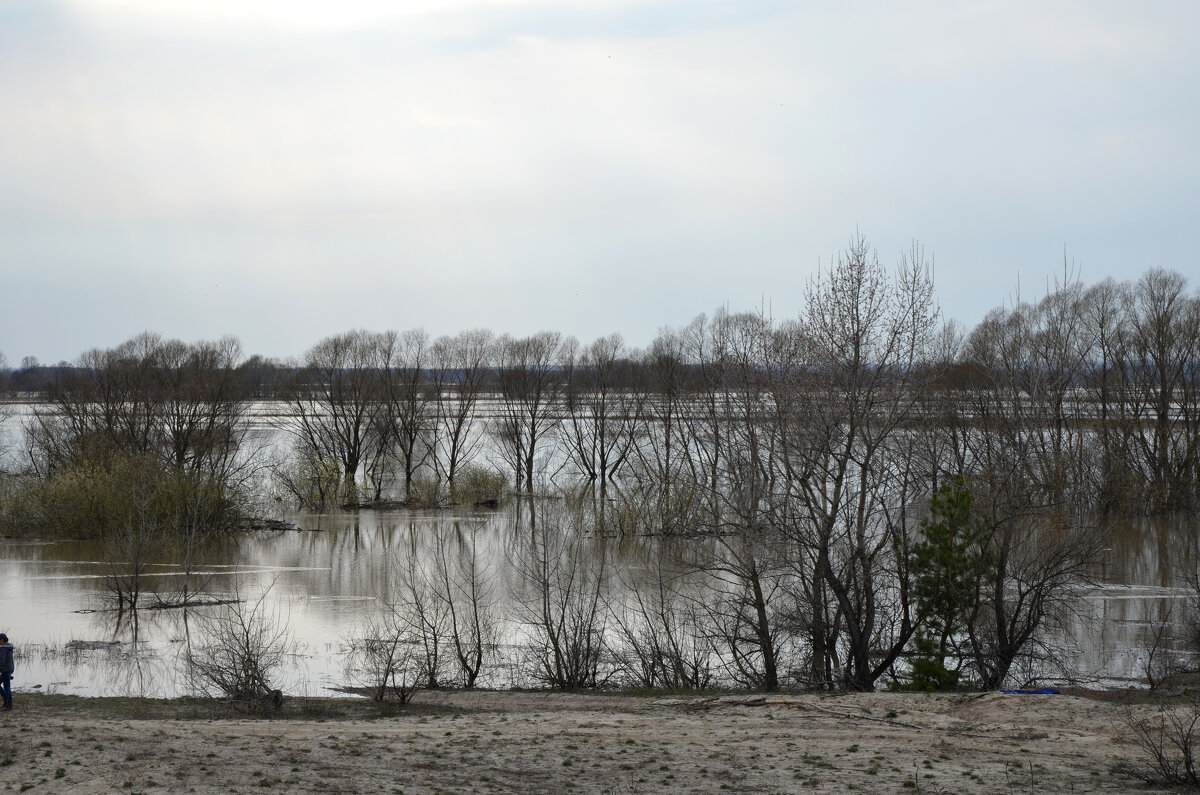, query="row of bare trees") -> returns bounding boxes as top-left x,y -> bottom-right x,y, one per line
240,272 -> 1199,524
274,328 -> 497,506
21,332 -> 250,480
4,259 -> 1196,520
3,244 -> 1198,692
339,478 -> 1077,696
337,237 -> 1164,693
